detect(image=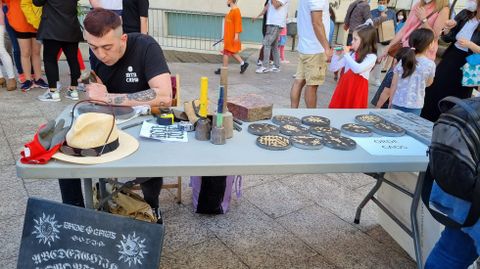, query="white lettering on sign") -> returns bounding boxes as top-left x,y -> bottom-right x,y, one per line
351,136 -> 428,156
125,72 -> 139,83
31,249 -> 118,269
71,235 -> 106,248
39,263 -> 96,269
63,222 -> 116,240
